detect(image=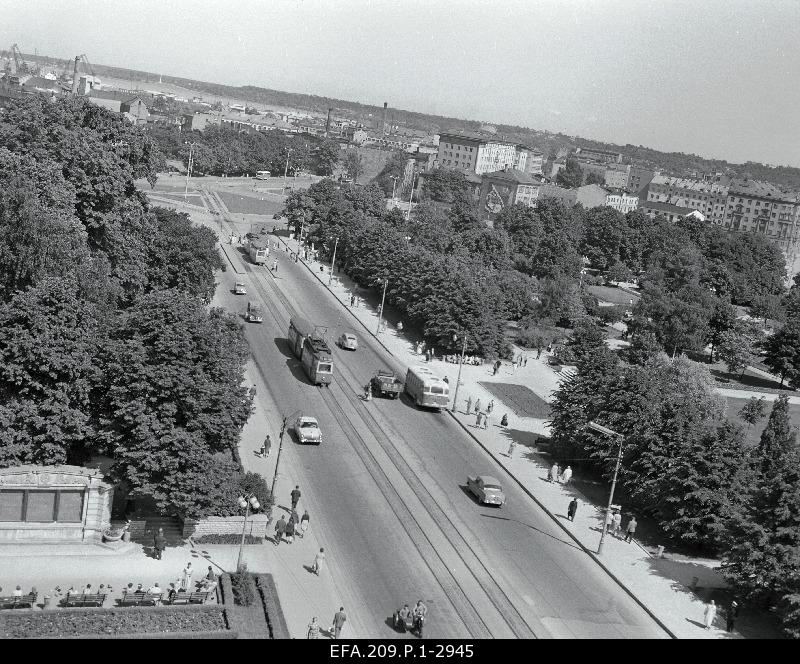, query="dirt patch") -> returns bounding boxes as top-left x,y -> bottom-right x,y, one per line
478,382 -> 551,419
